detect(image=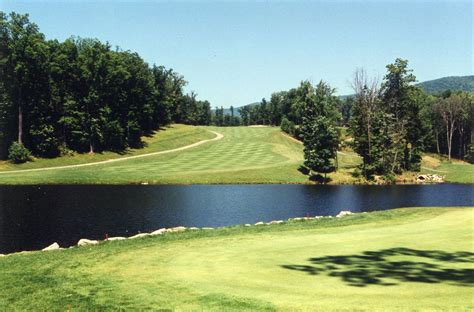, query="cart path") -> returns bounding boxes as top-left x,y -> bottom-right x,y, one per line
0,131 -> 224,174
